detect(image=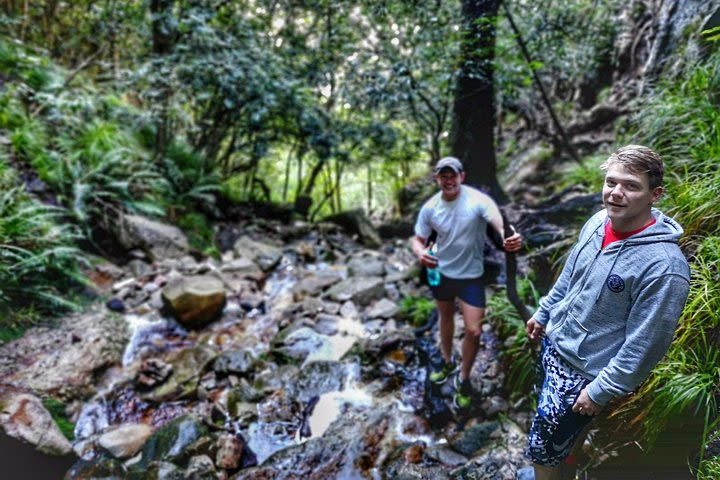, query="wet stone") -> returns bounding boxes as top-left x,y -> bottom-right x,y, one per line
97,422 -> 155,459
450,421 -> 499,457
233,236 -> 283,272
427,444 -> 469,467
313,314 -> 340,335
130,461 -> 184,480
348,255 -> 386,277
360,329 -> 416,360
339,301 -> 359,319
386,462 -> 452,480
213,349 -> 256,376
161,275 -> 226,329
216,433 -> 245,470
65,454 -> 127,479
257,390 -> 298,423
186,454 -> 217,479
271,326 -> 327,362
254,364 -> 300,393
140,344 -> 218,402
0,391 -> 73,455
283,360 -> 346,401
366,298 -> 399,319
325,276 -> 385,306
292,274 -> 341,297
480,395 -> 509,418
403,443 -> 425,463
130,415 -> 210,473
135,358 -> 173,390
